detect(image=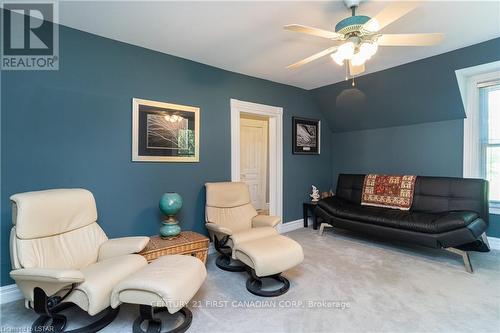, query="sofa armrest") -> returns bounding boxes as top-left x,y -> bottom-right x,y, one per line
205,223 -> 233,236
252,215 -> 281,228
10,268 -> 85,283
98,236 -> 150,261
